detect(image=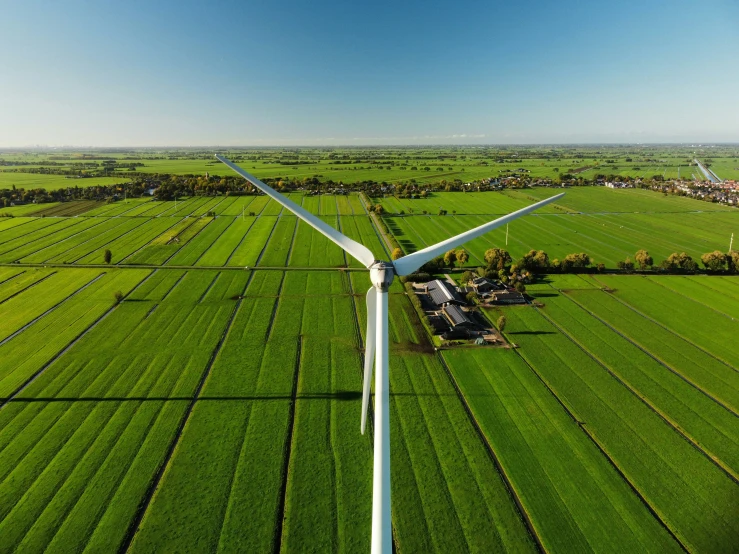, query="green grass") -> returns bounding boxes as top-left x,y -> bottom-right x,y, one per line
444,348 -> 681,552
495,304 -> 739,552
